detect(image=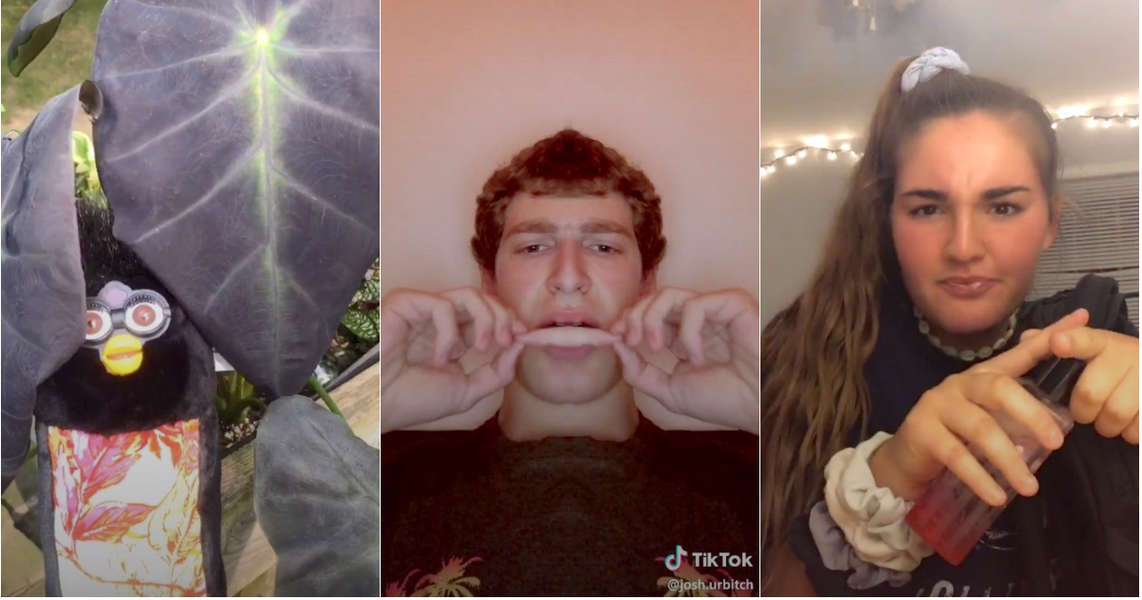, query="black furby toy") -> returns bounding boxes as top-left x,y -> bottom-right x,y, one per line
32,199 -> 224,595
